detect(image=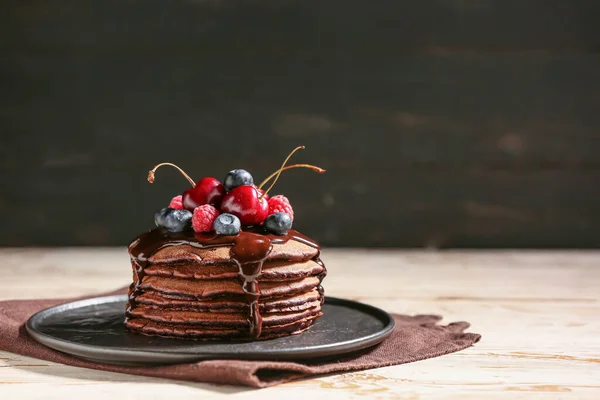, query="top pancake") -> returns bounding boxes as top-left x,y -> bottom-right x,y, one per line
147,238 -> 319,265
